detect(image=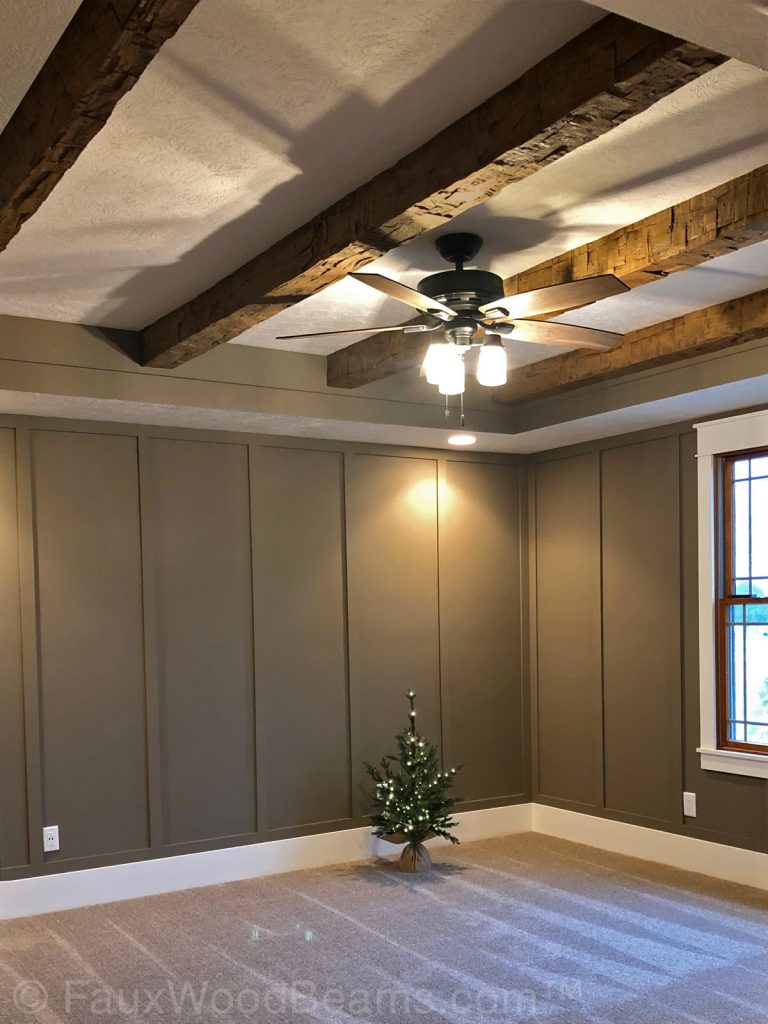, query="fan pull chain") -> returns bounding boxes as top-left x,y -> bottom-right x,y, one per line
460,393 -> 465,429
444,395 -> 450,422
